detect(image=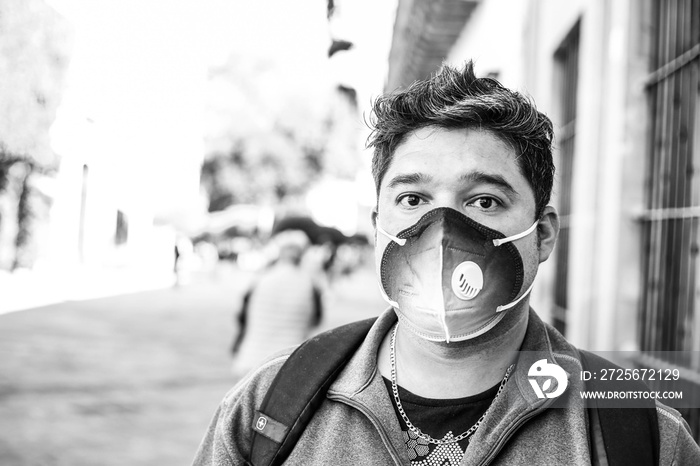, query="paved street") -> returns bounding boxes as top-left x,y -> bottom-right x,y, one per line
0,263 -> 385,466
